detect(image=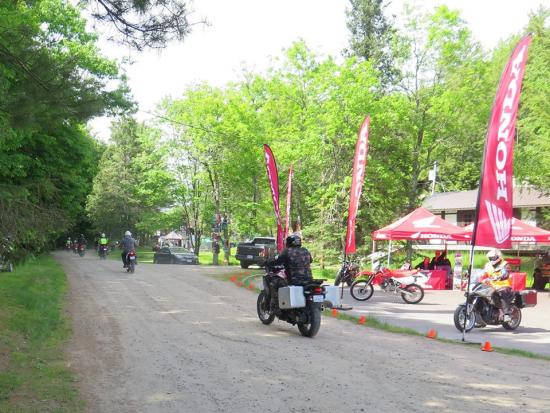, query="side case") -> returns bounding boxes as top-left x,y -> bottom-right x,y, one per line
278,286 -> 305,309
516,290 -> 537,308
